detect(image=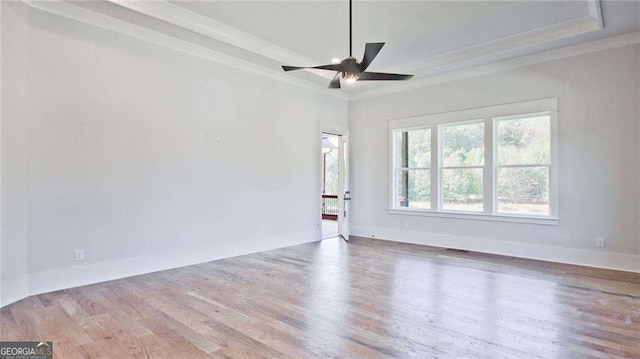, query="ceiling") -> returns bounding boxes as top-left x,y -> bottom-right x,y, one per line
26,1 -> 640,98
171,1 -> 590,69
